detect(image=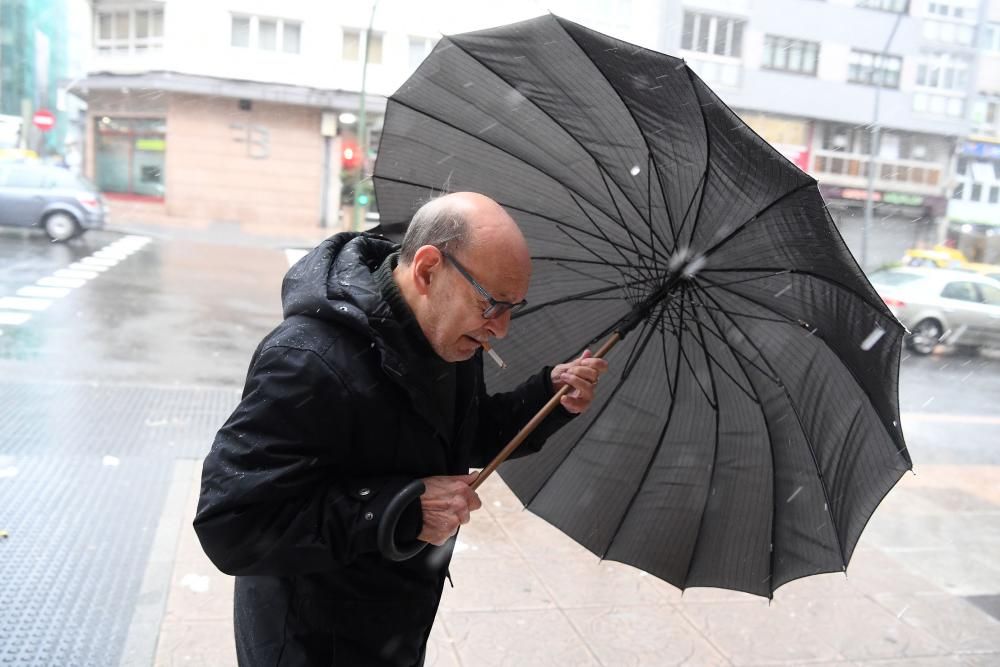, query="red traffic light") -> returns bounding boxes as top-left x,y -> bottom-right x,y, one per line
341,139 -> 361,170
